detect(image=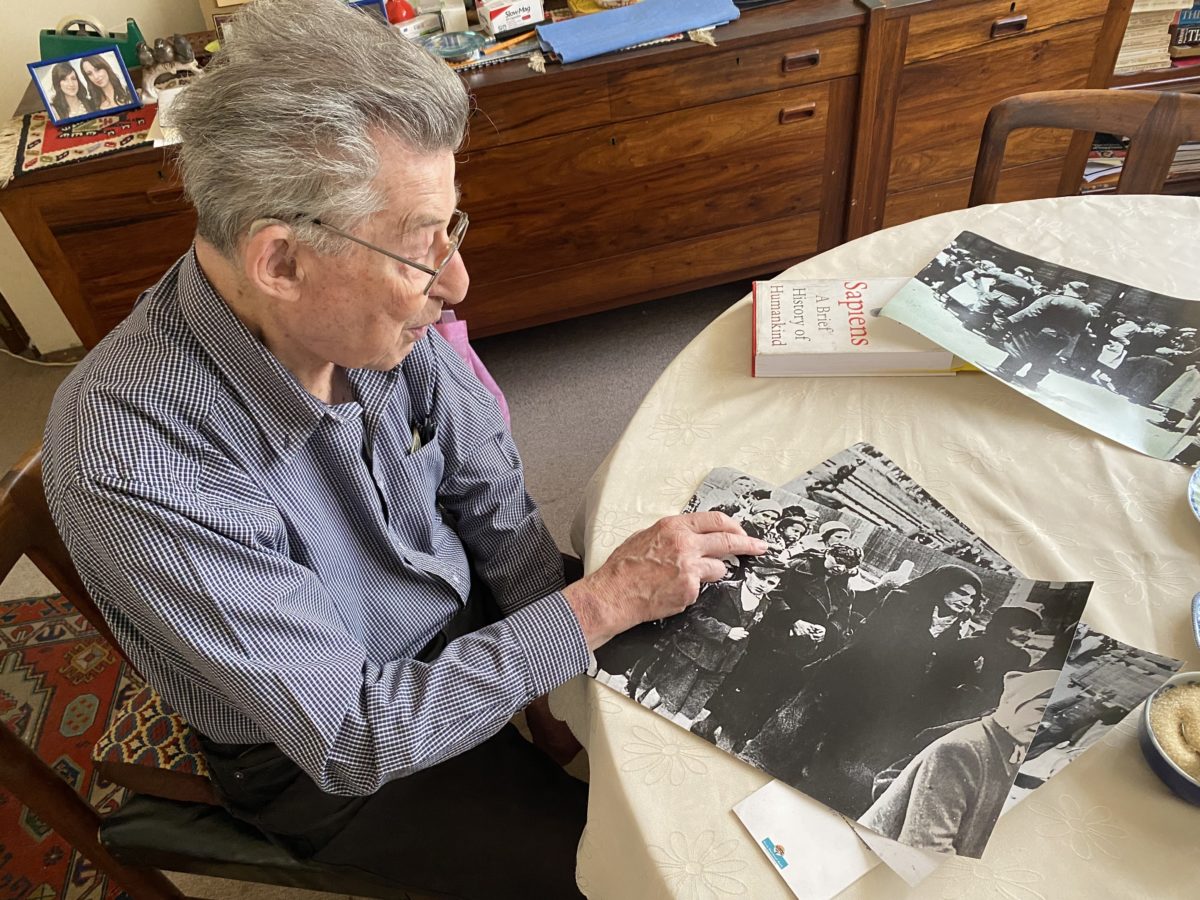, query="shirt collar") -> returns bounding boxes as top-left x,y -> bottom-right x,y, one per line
177,247 -> 400,459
